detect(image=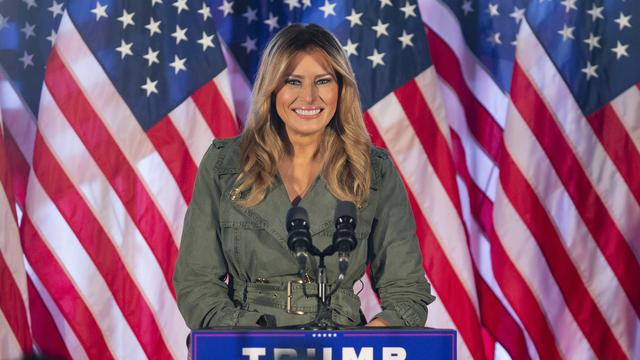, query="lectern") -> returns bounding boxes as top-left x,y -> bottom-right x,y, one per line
190,328 -> 456,359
